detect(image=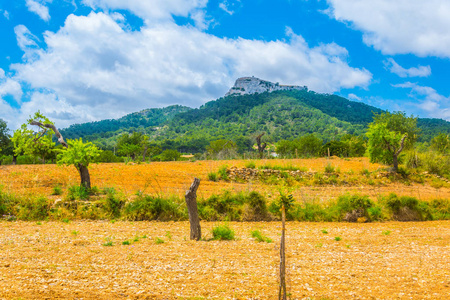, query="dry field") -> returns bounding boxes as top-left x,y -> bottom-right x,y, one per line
0,220 -> 449,299
0,157 -> 449,202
